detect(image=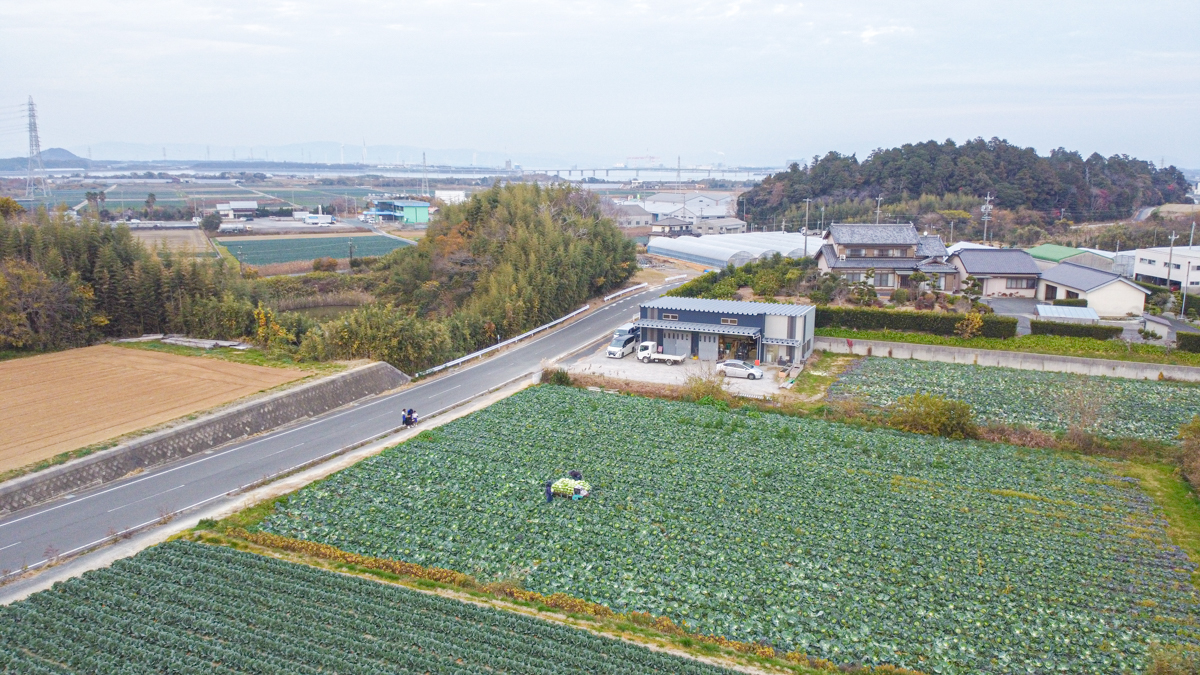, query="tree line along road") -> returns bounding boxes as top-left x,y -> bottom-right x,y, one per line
0,283 -> 681,584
